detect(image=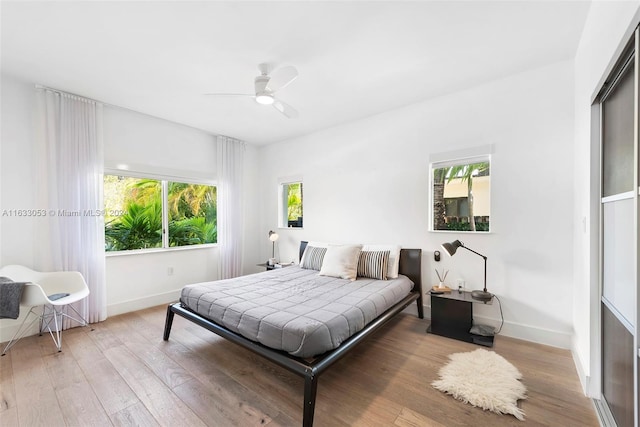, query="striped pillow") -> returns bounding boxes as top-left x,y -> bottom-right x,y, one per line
357,250 -> 390,280
301,246 -> 327,271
